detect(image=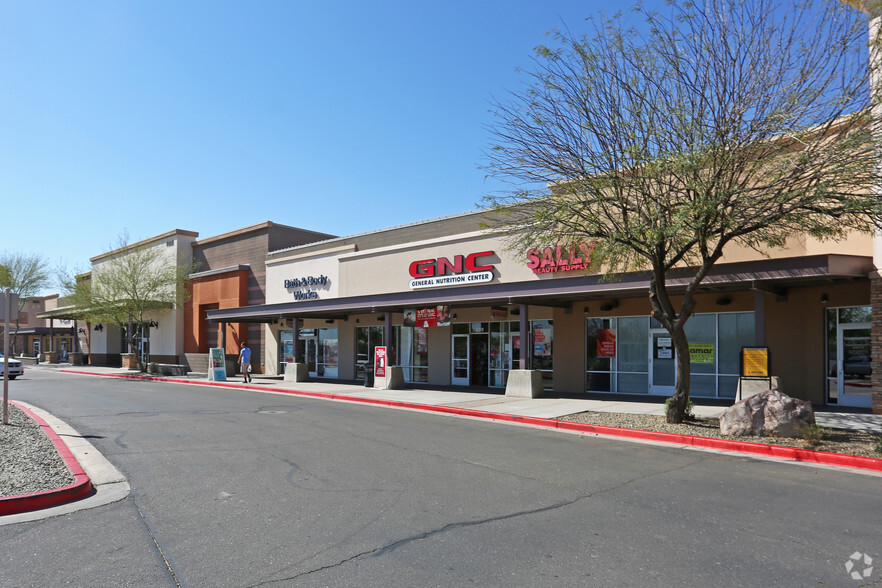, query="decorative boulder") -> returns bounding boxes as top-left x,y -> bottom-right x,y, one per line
719,389 -> 814,437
